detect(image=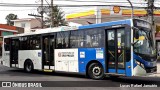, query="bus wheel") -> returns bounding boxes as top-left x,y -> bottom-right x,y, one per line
88,63 -> 104,80
24,60 -> 34,73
